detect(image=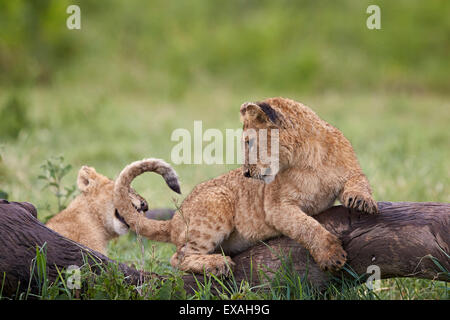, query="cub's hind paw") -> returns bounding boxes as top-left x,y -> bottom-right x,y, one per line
176,253 -> 235,277
342,191 -> 378,214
